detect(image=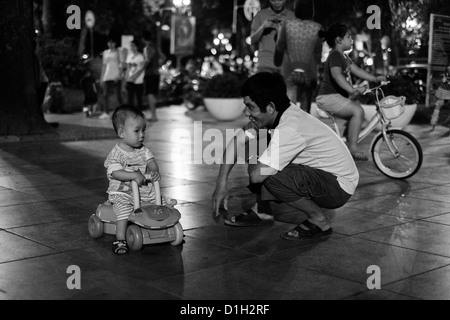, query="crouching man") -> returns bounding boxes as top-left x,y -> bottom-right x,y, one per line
212,72 -> 359,240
